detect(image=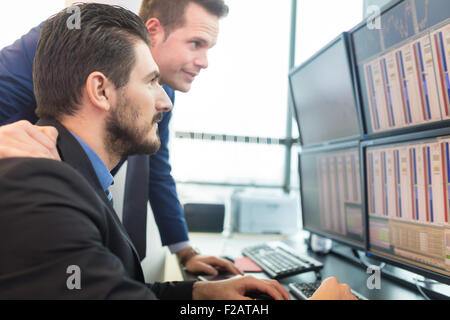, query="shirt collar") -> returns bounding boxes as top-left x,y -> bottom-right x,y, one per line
69,131 -> 114,192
